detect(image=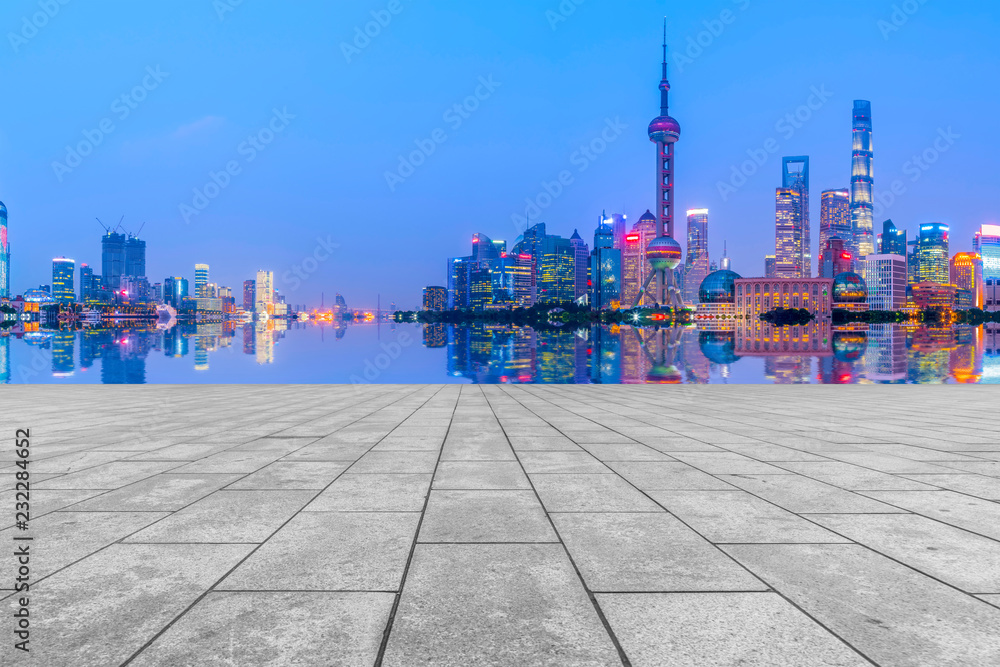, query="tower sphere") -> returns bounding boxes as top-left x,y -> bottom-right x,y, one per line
648,116 -> 681,144
646,236 -> 682,270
